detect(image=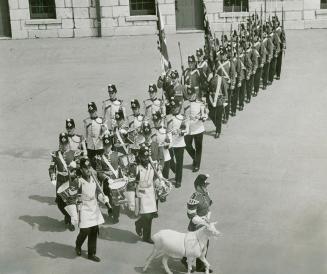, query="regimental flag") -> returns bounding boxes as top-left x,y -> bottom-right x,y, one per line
203,0 -> 212,40
156,3 -> 170,72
